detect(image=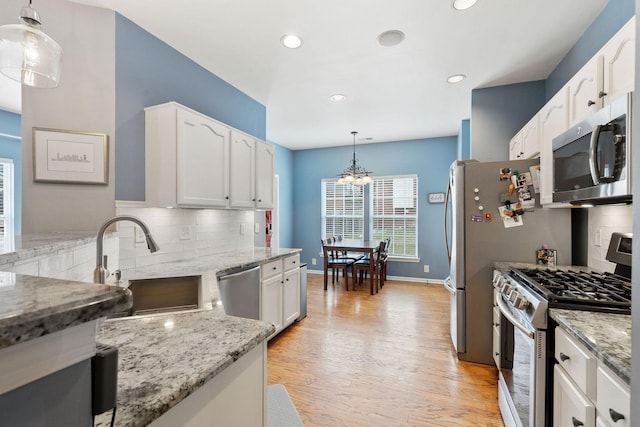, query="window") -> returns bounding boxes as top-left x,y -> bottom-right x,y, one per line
370,175 -> 418,258
321,175 -> 418,259
321,180 -> 364,240
0,159 -> 14,253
